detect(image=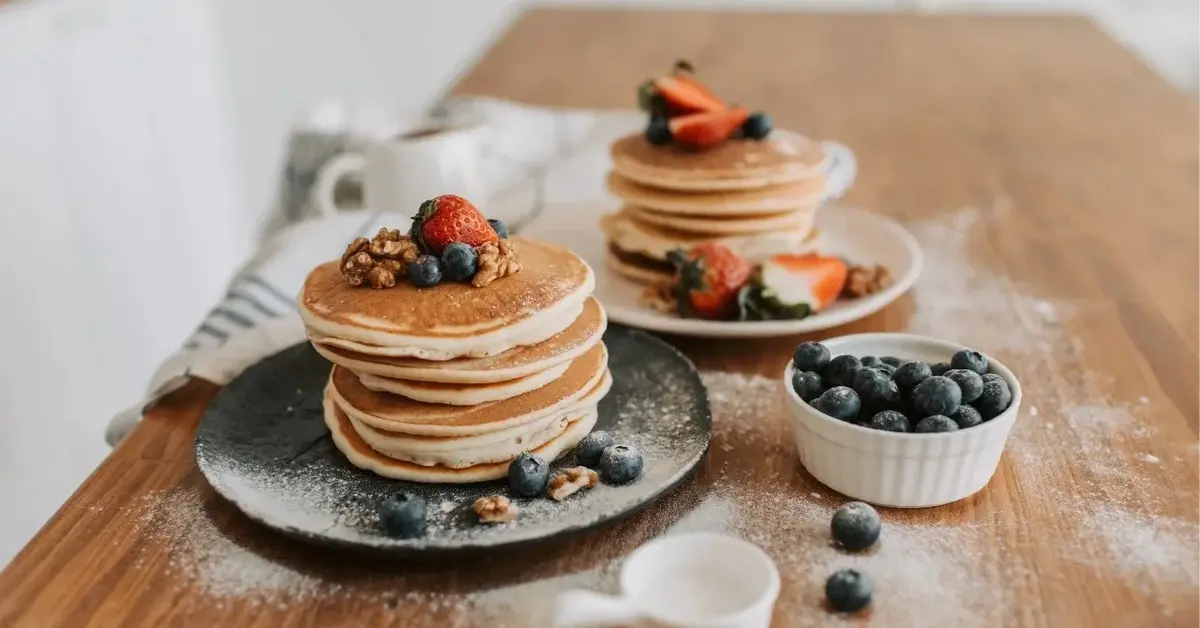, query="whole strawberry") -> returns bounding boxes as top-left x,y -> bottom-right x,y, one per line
668,242 -> 753,320
411,195 -> 498,255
